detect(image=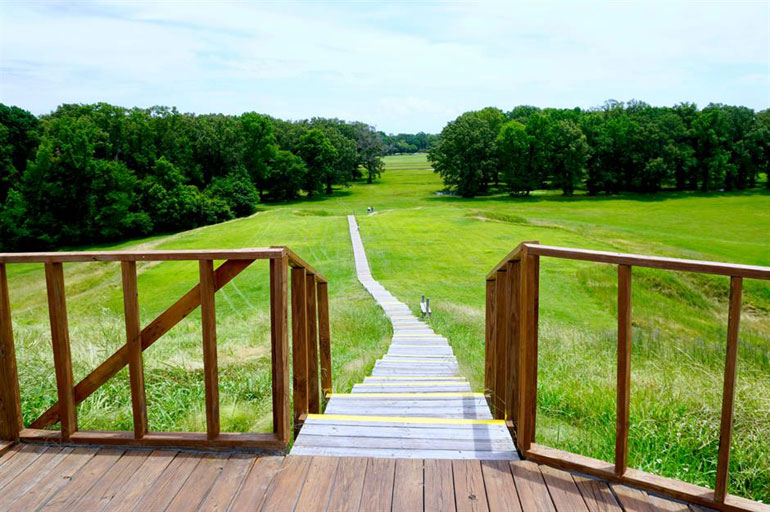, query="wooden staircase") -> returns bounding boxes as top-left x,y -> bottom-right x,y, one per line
290,216 -> 518,459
